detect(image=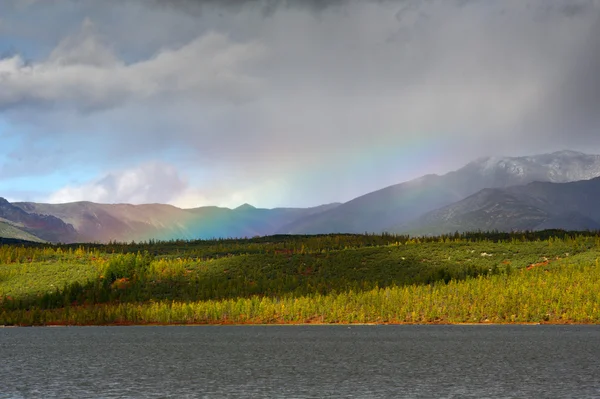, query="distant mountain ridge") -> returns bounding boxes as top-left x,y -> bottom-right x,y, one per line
6,200 -> 340,243
0,219 -> 46,243
0,198 -> 76,242
401,177 -> 600,234
2,150 -> 600,243
279,150 -> 600,234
